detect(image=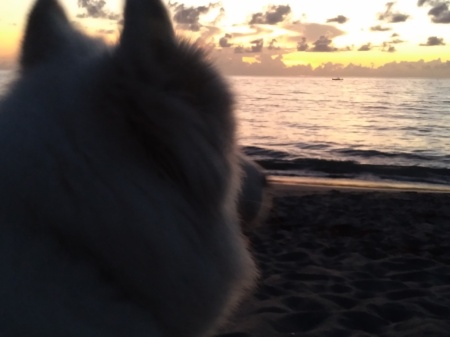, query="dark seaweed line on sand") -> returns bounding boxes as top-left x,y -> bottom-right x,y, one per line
256,158 -> 450,185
